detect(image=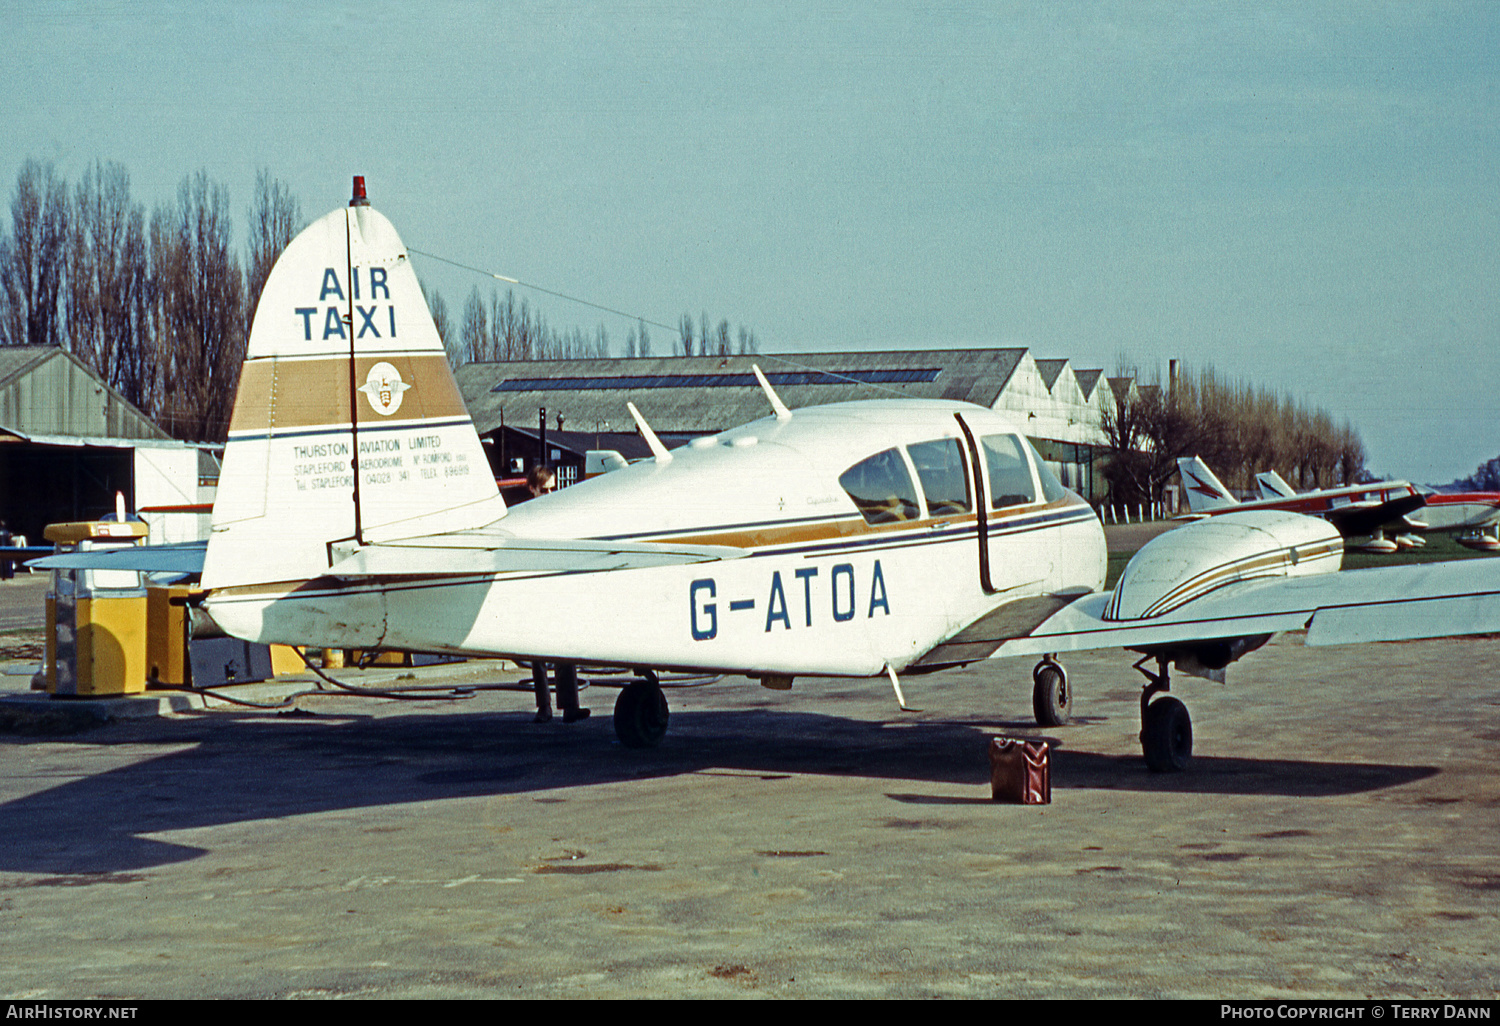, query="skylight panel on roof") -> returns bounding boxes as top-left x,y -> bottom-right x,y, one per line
490,368 -> 942,393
